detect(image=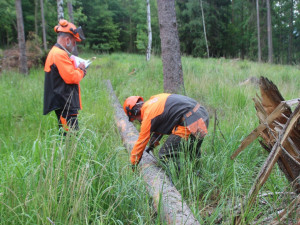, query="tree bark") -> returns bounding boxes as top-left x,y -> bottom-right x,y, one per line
288,0 -> 294,64
67,0 -> 78,56
157,0 -> 185,94
67,0 -> 74,23
34,0 -> 39,35
266,0 -> 273,63
256,0 -> 261,62
15,0 -> 28,75
40,0 -> 47,51
146,0 -> 152,61
200,0 -> 209,58
57,0 -> 64,21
